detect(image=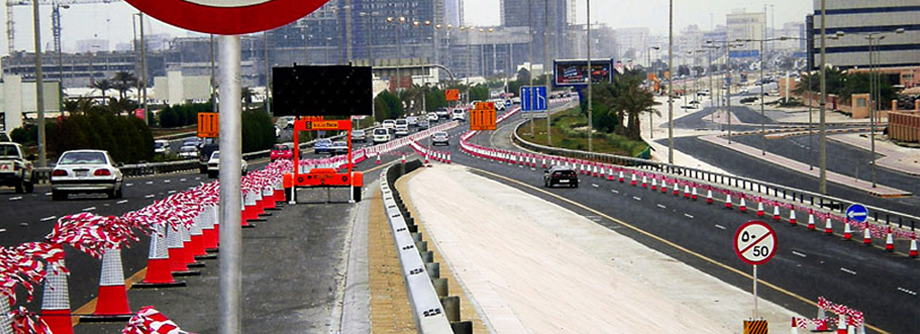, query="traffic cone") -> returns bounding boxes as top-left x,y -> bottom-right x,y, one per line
41,256 -> 74,334
661,181 -> 668,193
263,186 -> 277,211
706,190 -> 713,204
592,165 -> 599,177
739,198 -> 747,212
673,184 -> 680,196
401,154 -> 406,164
789,210 -> 797,226
790,318 -> 800,334
190,216 -> 214,260
447,153 -> 451,164
683,185 -> 691,199
180,226 -> 204,267
725,194 -> 732,209
424,154 -> 429,164
843,223 -> 853,240
863,226 -> 872,245
376,154 -> 381,165
542,158 -> 547,168
815,308 -> 829,331
641,176 -> 648,188
756,202 -> 765,217
273,178 -> 285,204
167,226 -> 199,276
836,315 -> 848,334
202,206 -> 219,251
82,247 -> 132,320
631,174 -> 637,186
825,218 -> 834,235
883,226 -> 894,251
651,178 -> 657,191
135,224 -> 184,287
807,214 -> 816,231
773,206 -> 781,221
607,168 -> 615,181
909,234 -> 918,257
691,187 -> 698,200
619,171 -> 625,183
0,295 -> 11,333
